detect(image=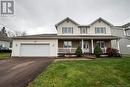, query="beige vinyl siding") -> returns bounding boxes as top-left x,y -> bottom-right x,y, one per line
90,21 -> 111,35
57,20 -> 80,35
12,39 -> 58,57
57,19 -> 112,36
